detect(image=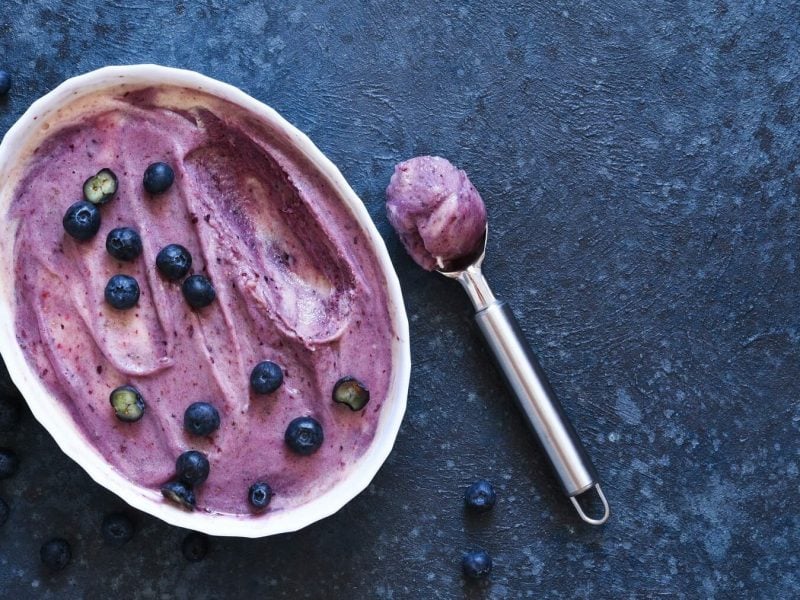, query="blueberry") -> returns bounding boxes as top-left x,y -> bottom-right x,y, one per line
284,416 -> 324,456
248,482 -> 272,510
182,274 -> 216,309
183,402 -> 220,436
143,162 -> 174,194
0,448 -> 19,479
0,395 -> 21,431
250,361 -> 283,395
62,200 -> 101,241
40,538 -> 71,571
175,450 -> 209,486
160,480 -> 196,510
181,531 -> 209,562
0,497 -> 9,527
462,549 -> 492,580
83,168 -> 118,204
104,274 -> 140,310
109,385 -> 145,422
101,512 -> 135,547
106,227 -> 142,262
156,244 -> 192,280
0,70 -> 10,96
332,376 -> 369,411
464,480 -> 496,513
